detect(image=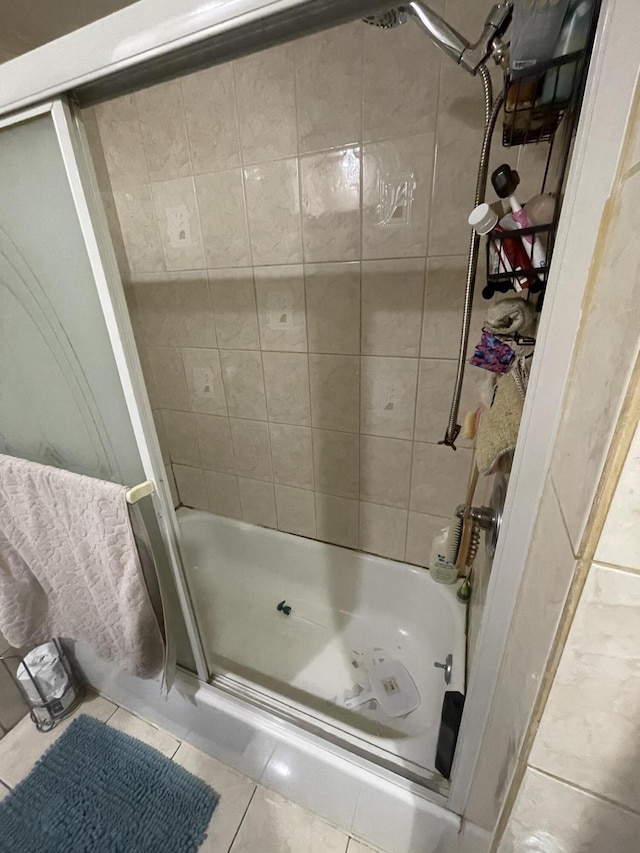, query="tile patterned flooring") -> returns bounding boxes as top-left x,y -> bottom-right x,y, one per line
0,694 -> 380,852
